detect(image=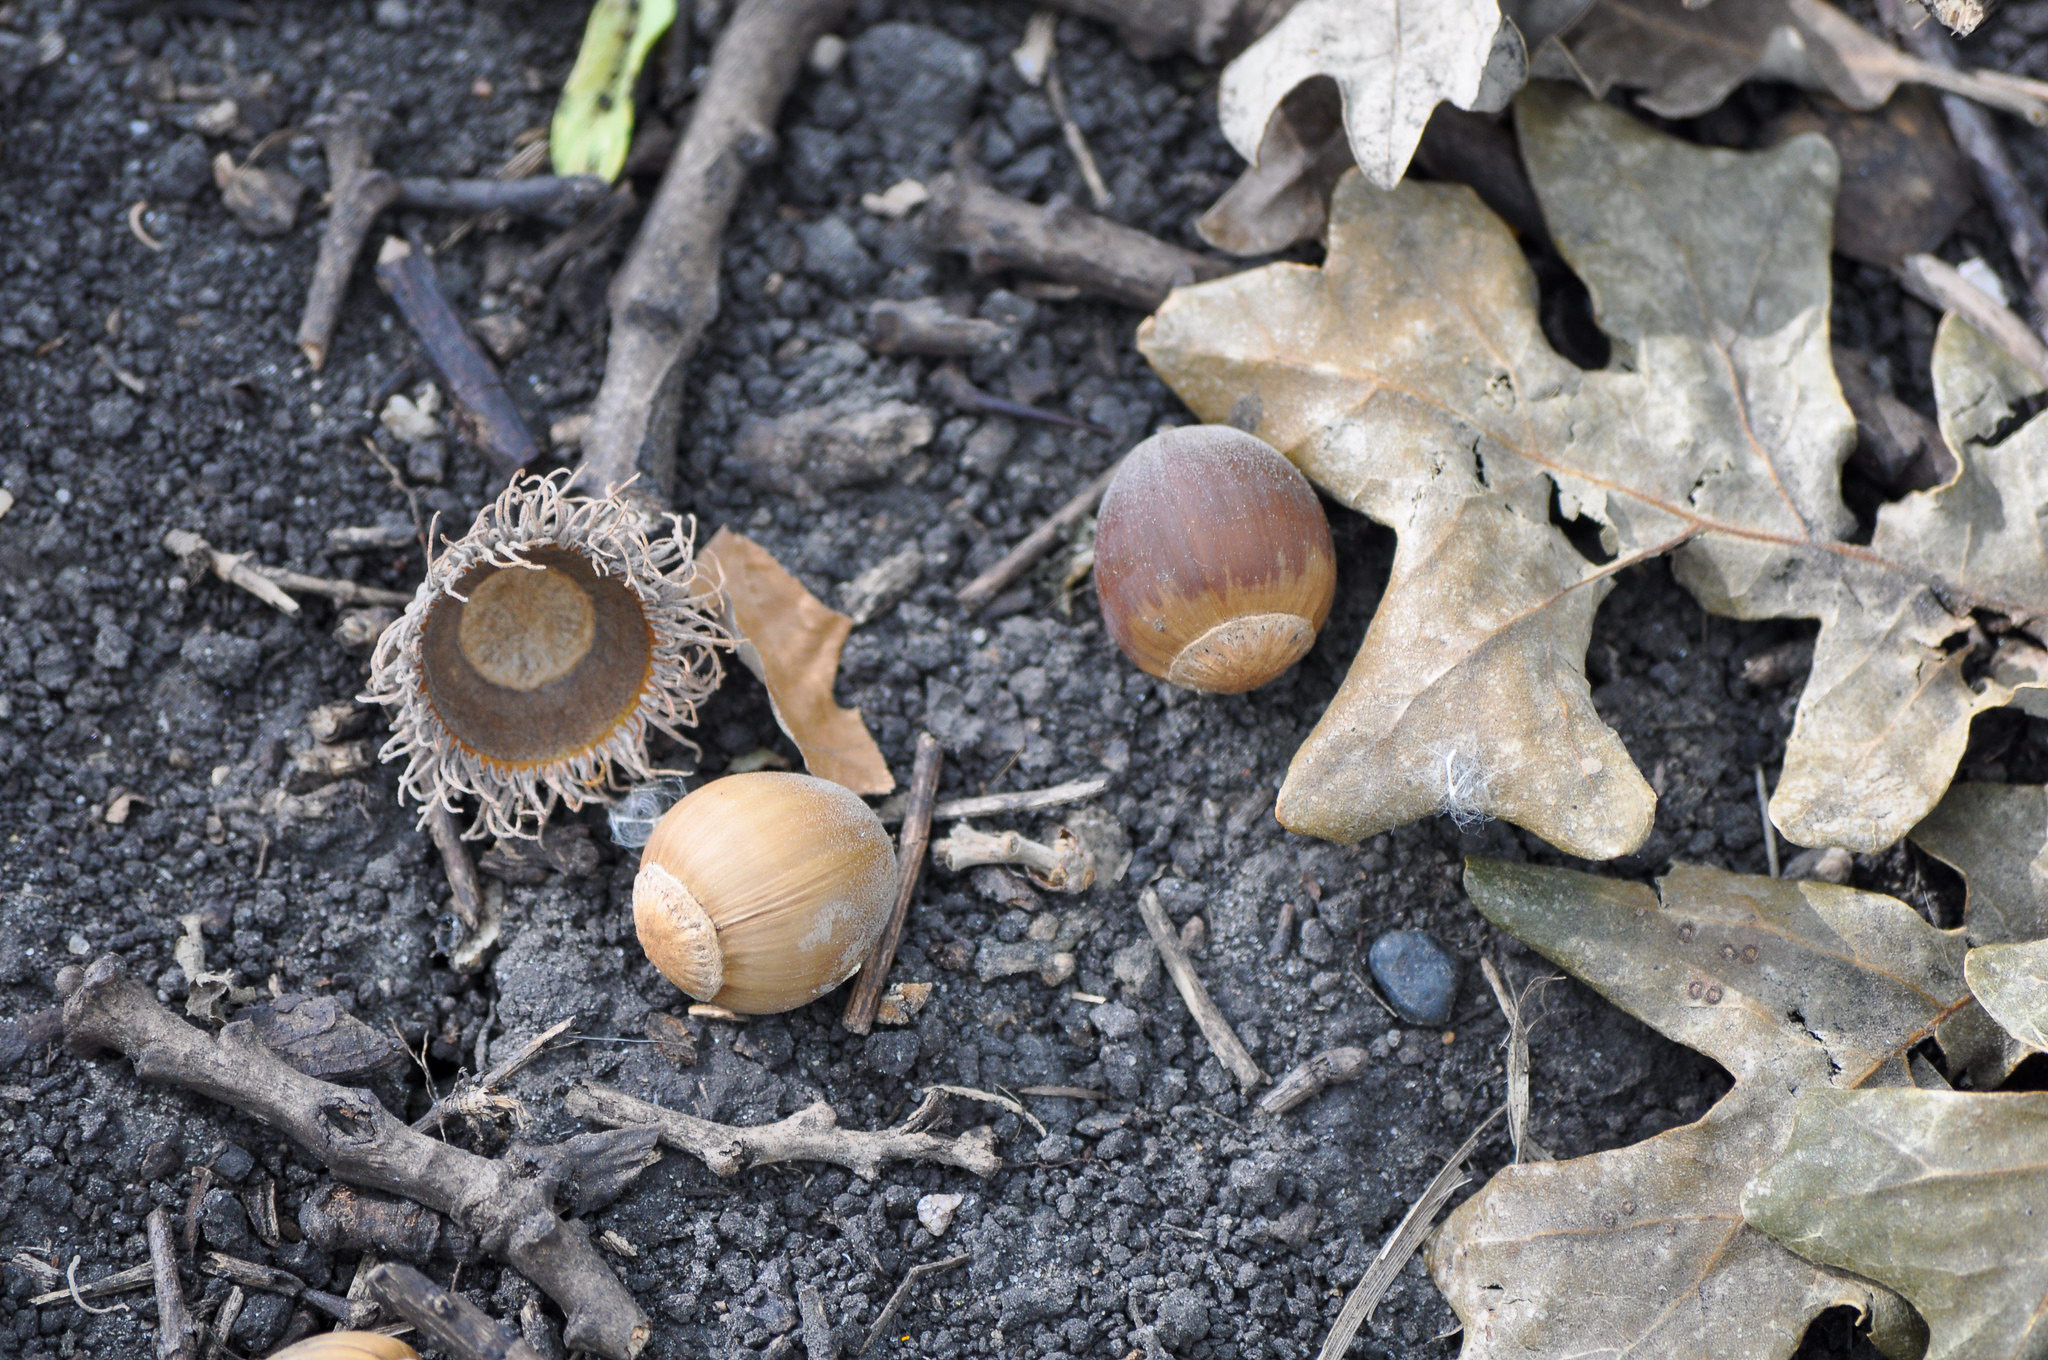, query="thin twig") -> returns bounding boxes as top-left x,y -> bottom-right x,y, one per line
577,0 -> 853,498
1045,62 -> 1111,211
929,364 -> 1112,435
367,1261 -> 547,1360
1897,252 -> 2048,382
148,1208 -> 196,1360
923,777 -> 1111,823
1754,765 -> 1781,879
845,733 -> 945,1034
1316,1108 -> 1503,1360
31,1262 -> 151,1308
1255,1046 -> 1368,1116
956,465 -> 1116,613
566,1084 -> 1003,1179
163,529 -> 412,616
395,174 -> 610,220
374,237 -> 540,479
299,93 -> 398,369
931,824 -> 1095,892
1479,959 -> 1553,1164
424,803 -> 485,931
412,1016 -> 577,1133
857,1254 -> 970,1355
1136,888 -> 1266,1091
